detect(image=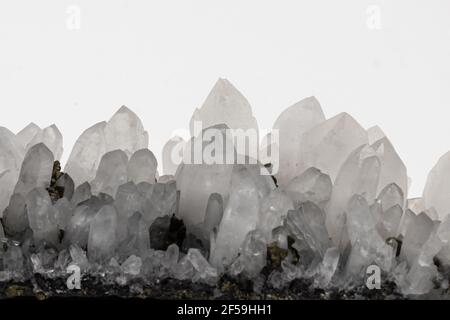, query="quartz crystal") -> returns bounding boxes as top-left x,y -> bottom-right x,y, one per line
273,97 -> 325,186
127,149 -> 157,184
295,112 -> 368,182
176,124 -> 235,228
0,128 -> 25,215
16,123 -> 41,149
189,79 -> 258,142
210,165 -> 272,269
371,137 -> 408,202
104,106 -> 149,156
326,145 -> 380,247
423,151 -> 450,220
284,167 -> 332,208
14,143 -> 54,197
26,187 -> 58,246
91,150 -> 128,196
65,122 -> 107,186
87,205 -> 118,263
26,124 -> 63,160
